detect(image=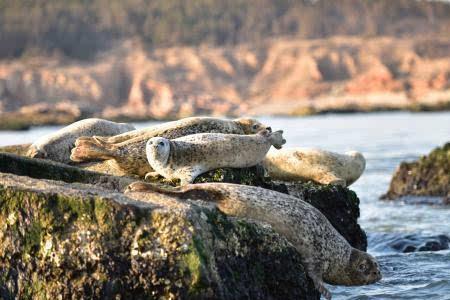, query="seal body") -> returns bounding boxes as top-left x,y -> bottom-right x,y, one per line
70,117 -> 270,177
27,118 -> 135,164
263,148 -> 366,187
146,130 -> 285,185
126,182 -> 382,300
